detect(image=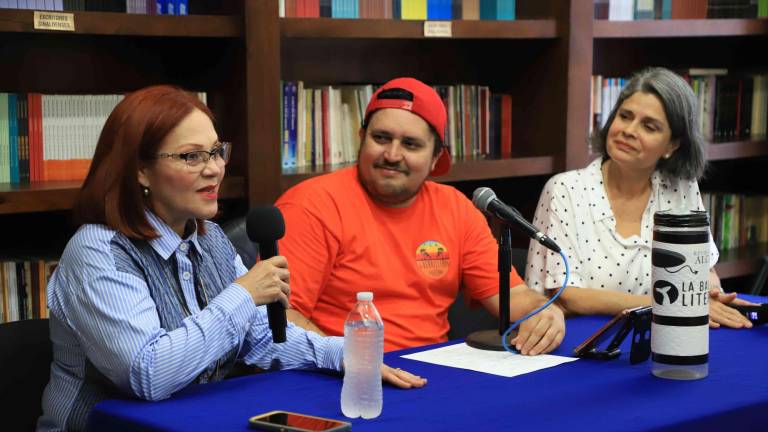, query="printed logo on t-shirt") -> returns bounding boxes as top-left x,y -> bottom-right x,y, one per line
415,240 -> 450,279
